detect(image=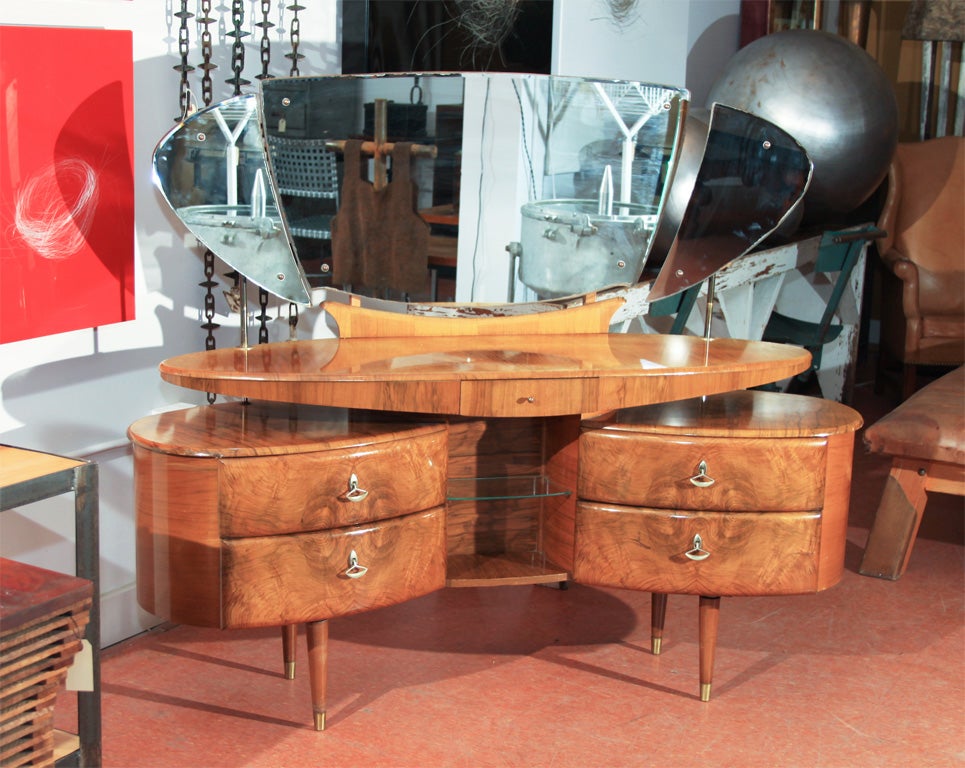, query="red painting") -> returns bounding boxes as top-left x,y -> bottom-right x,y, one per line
0,26 -> 134,343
